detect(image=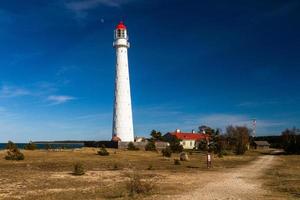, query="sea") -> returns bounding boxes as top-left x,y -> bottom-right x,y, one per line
0,143 -> 84,150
